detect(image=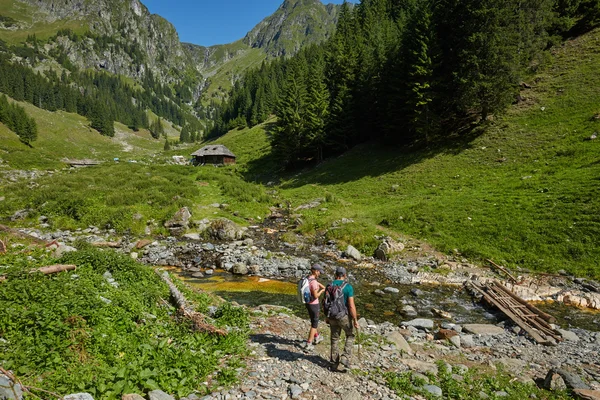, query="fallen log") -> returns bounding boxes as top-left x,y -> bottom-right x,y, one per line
158,270 -> 226,336
33,264 -> 77,275
0,238 -> 6,254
